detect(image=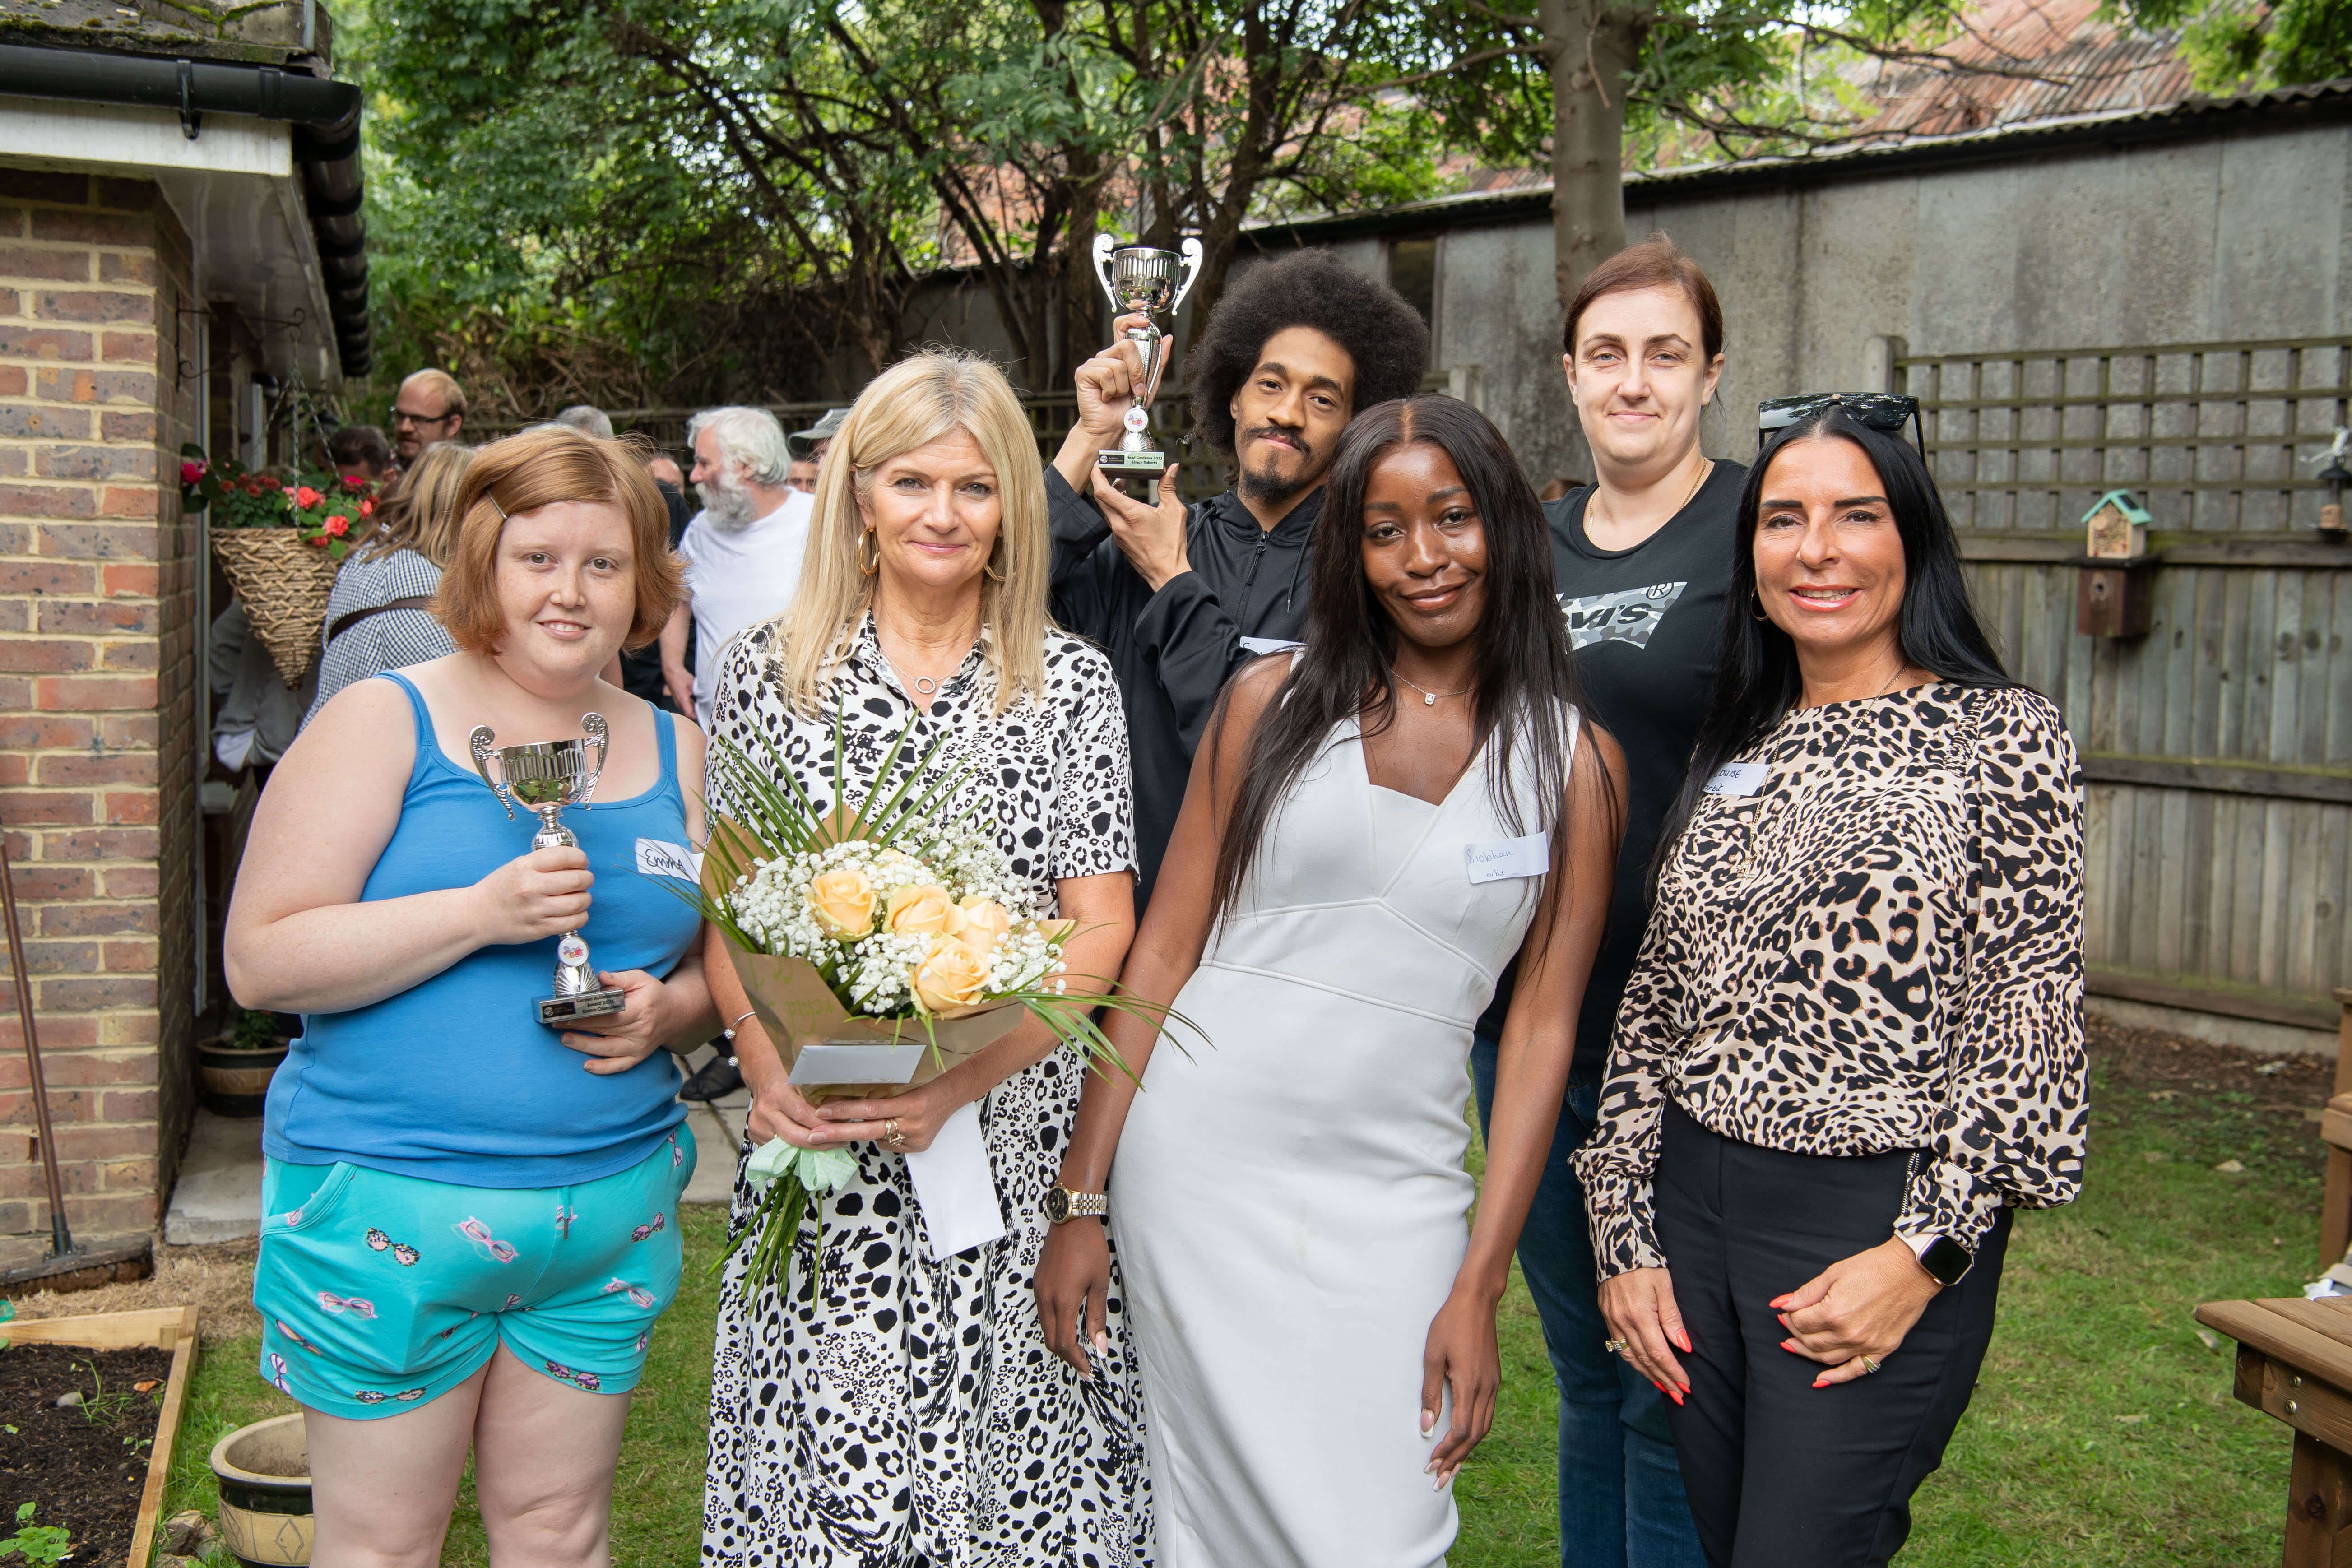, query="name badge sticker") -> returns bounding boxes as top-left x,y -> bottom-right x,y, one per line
1703,761 -> 1768,798
635,838 -> 703,881
1464,835 -> 1549,885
